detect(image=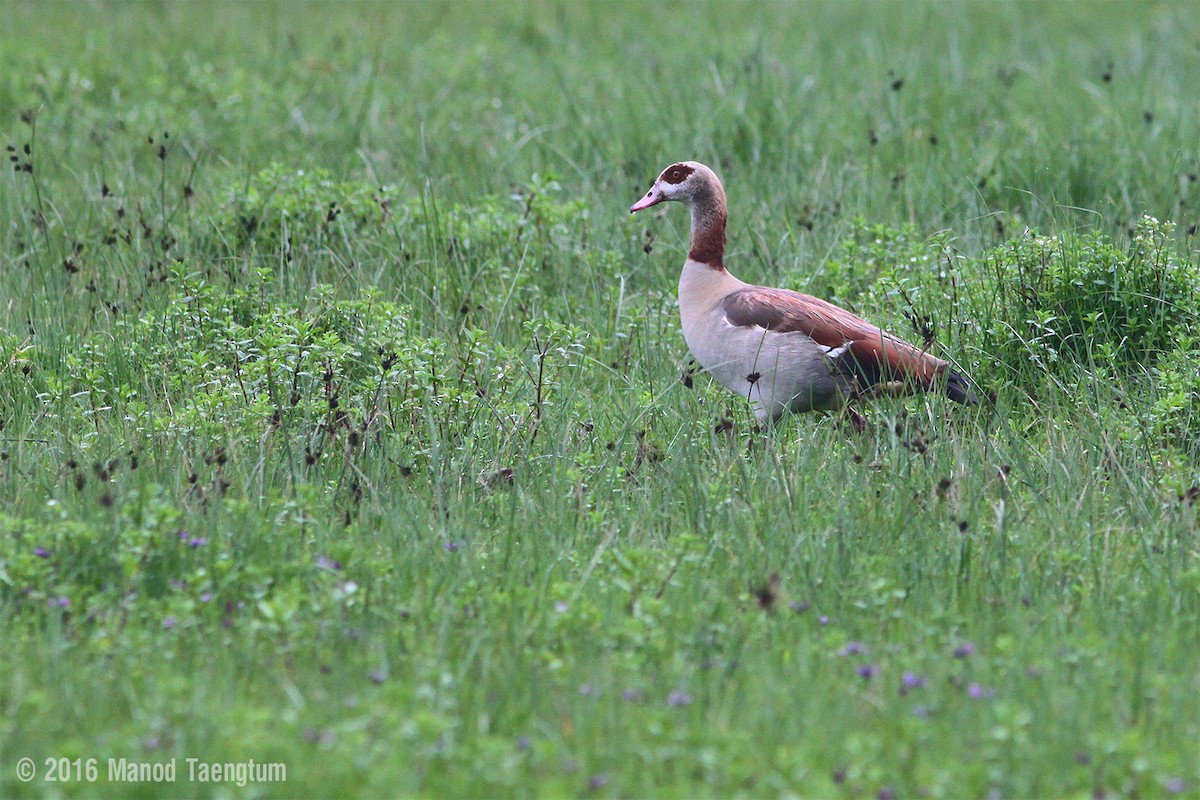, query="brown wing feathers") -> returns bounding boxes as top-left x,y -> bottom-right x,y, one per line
721,287 -> 947,392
